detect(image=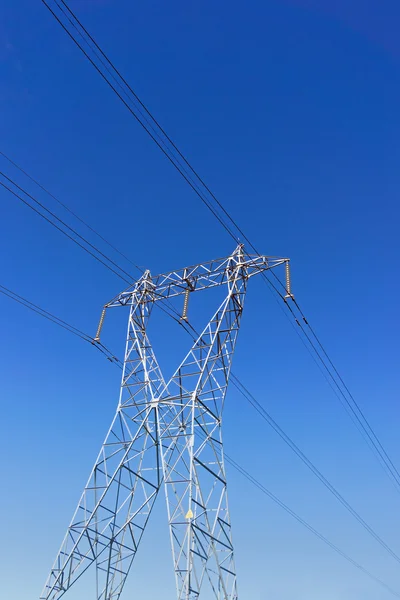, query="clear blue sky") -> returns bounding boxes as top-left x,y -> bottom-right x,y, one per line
1,1 -> 400,598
